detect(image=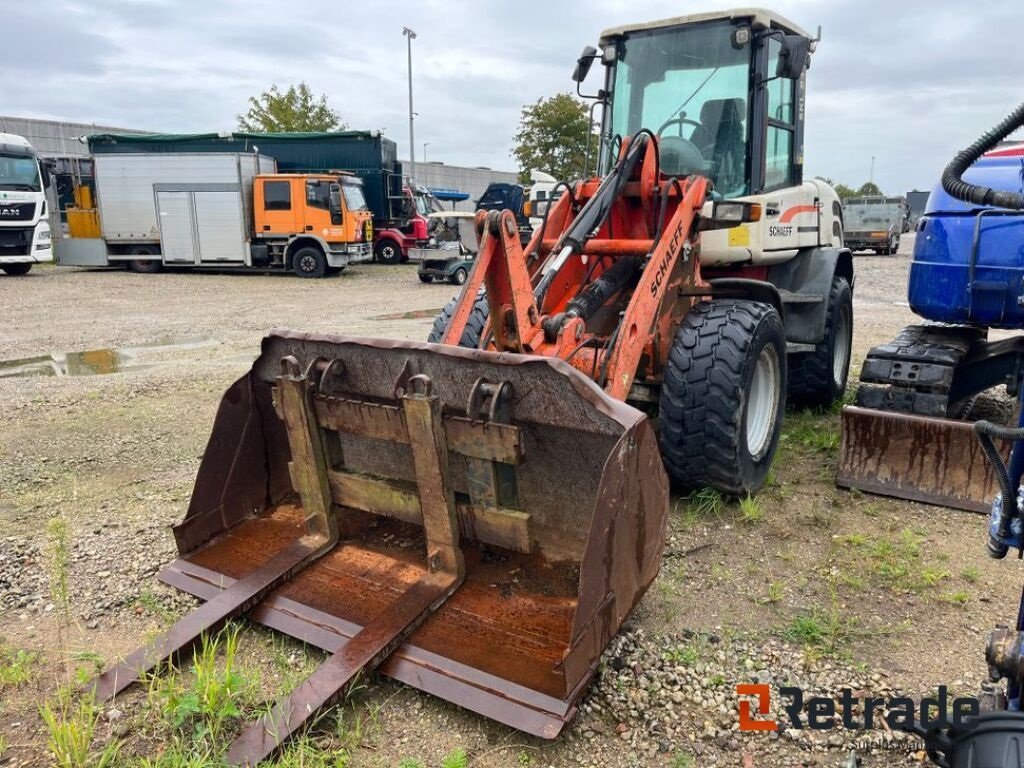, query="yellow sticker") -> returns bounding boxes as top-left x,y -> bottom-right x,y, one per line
728,226 -> 751,247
